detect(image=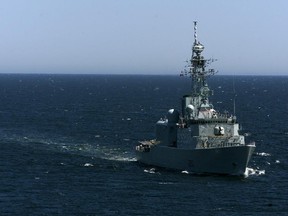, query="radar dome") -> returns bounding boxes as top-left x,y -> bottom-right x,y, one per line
193,43 -> 204,54
186,104 -> 195,114
167,109 -> 179,123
